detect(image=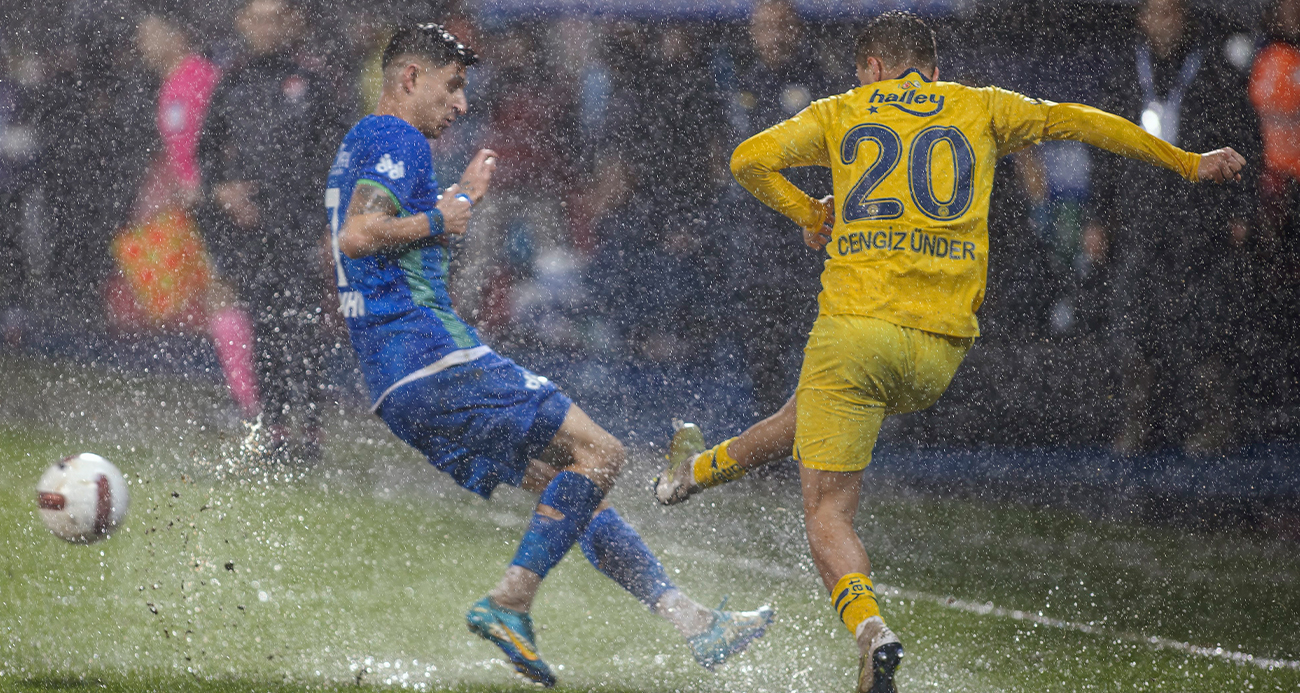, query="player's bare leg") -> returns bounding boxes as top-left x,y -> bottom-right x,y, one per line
801,465 -> 903,693
655,394 -> 797,505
